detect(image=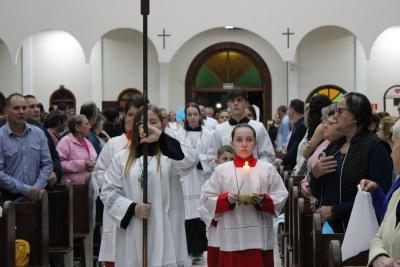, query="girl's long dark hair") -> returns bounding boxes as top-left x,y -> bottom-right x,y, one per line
307,94 -> 332,140
183,102 -> 203,131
